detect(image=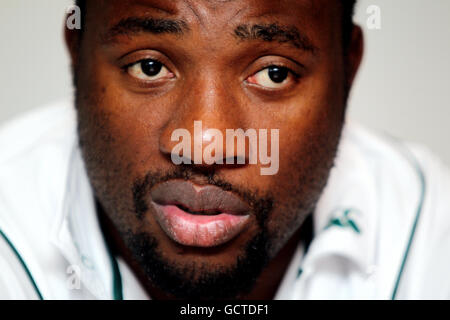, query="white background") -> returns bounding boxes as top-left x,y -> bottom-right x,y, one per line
0,0 -> 449,165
